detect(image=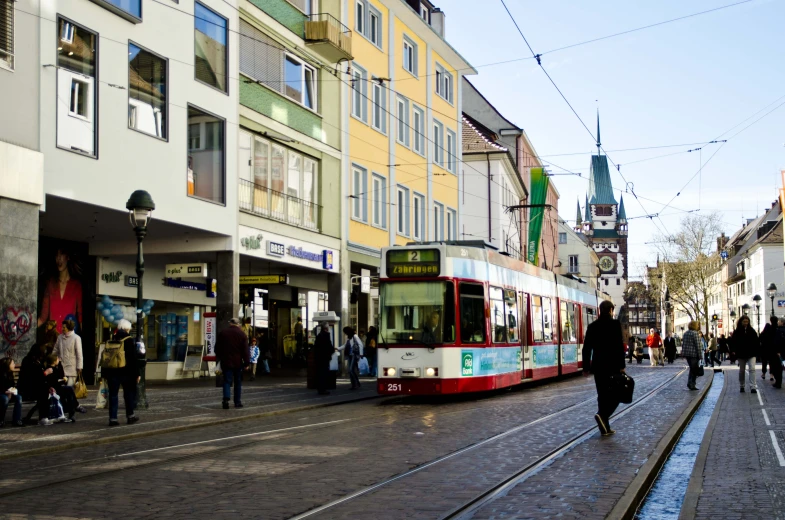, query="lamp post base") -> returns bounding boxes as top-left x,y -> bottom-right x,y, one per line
137,359 -> 149,409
